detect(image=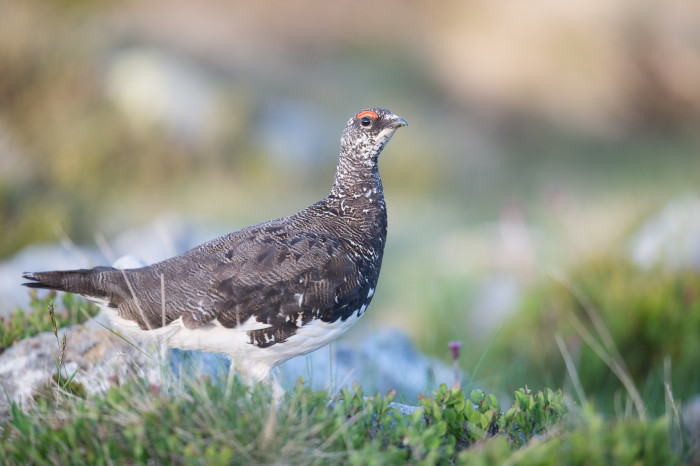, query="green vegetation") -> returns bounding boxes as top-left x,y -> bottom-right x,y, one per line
44,297 -> 87,398
0,291 -> 99,354
0,286 -> 690,465
480,257 -> 700,417
1,370 -> 679,465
